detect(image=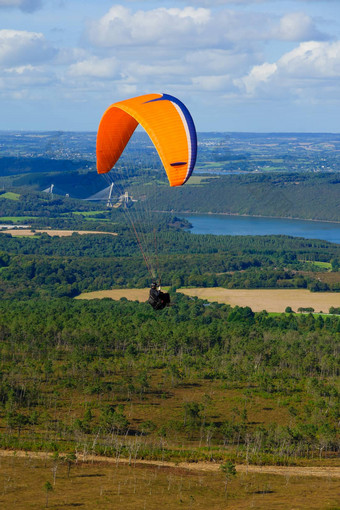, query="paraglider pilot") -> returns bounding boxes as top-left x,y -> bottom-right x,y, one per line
148,282 -> 170,310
